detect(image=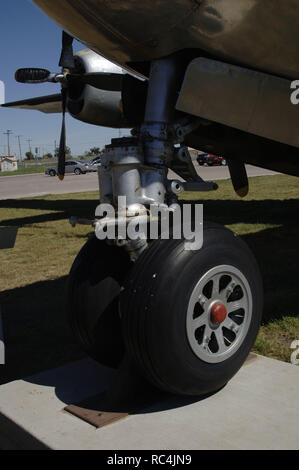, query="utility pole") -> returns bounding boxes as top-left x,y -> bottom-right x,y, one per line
27,138 -> 32,155
4,130 -> 13,156
16,135 -> 22,161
